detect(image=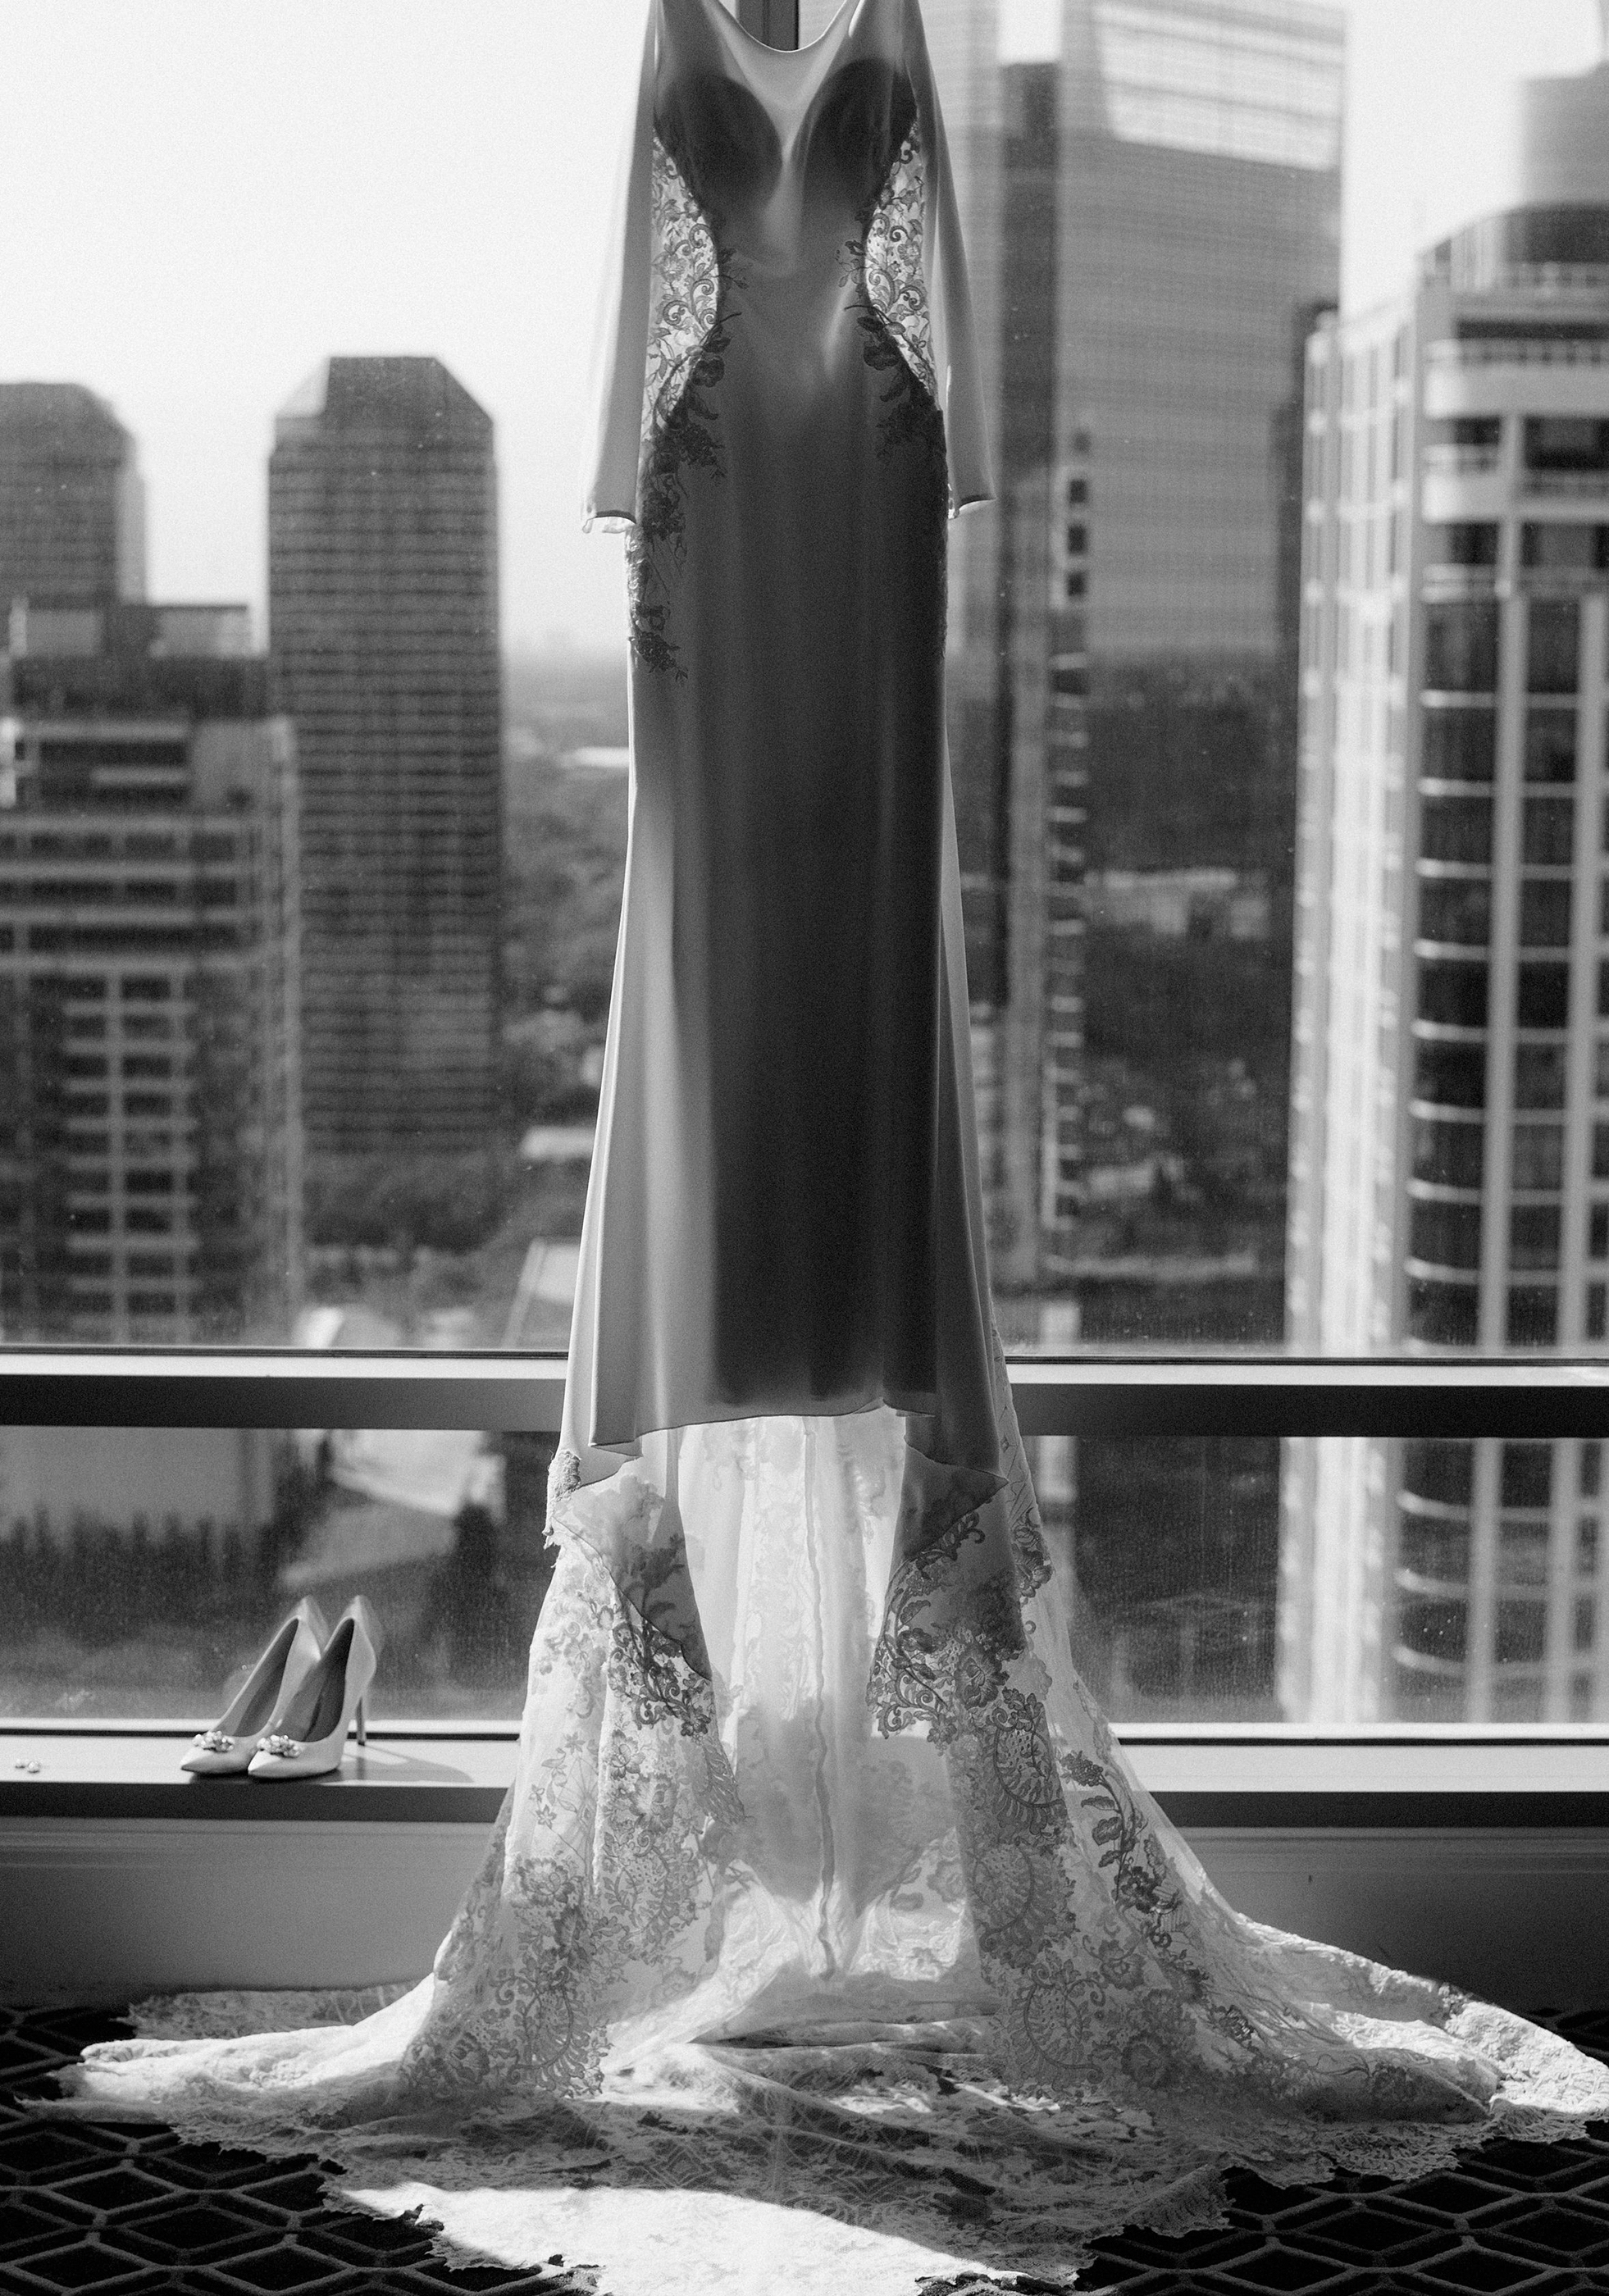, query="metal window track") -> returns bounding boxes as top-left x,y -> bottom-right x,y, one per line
1,1349 -> 1607,1437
